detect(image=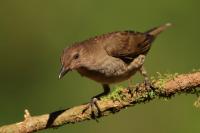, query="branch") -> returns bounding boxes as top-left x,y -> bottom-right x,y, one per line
0,71 -> 200,133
